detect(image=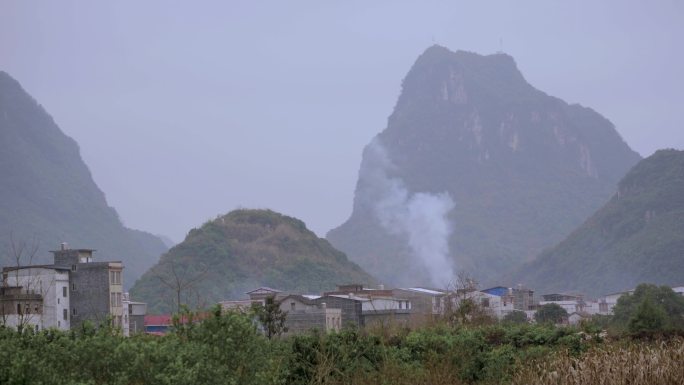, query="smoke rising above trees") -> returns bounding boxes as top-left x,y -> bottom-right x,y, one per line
360,139 -> 455,287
